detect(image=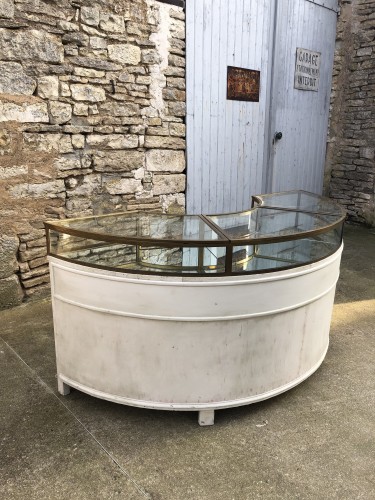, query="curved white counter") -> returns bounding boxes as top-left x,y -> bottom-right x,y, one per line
49,245 -> 342,426
46,191 -> 345,425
